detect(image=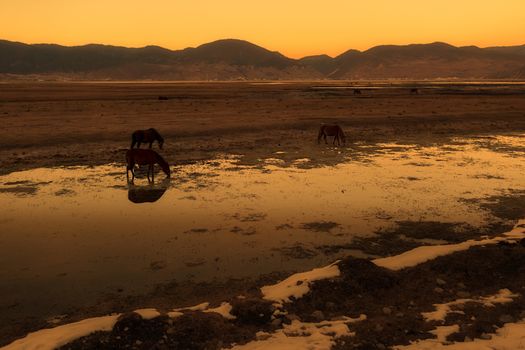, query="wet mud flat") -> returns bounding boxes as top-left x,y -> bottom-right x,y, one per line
2,82 -> 525,348
1,132 -> 525,347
